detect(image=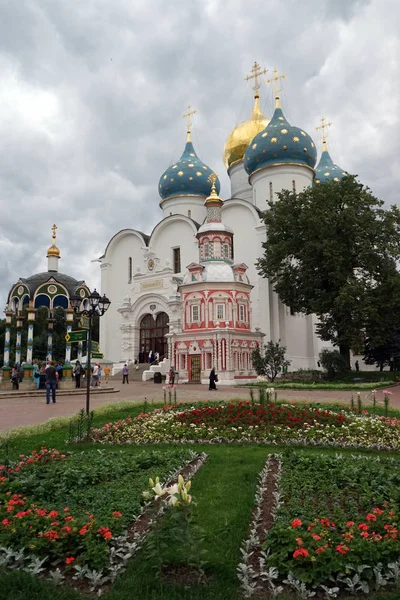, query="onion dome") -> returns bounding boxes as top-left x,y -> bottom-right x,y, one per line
223,95 -> 269,169
315,141 -> 347,184
244,100 -> 317,176
159,132 -> 220,201
47,224 -> 60,257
